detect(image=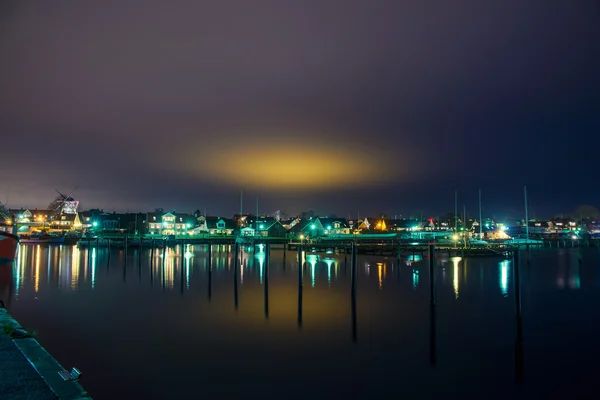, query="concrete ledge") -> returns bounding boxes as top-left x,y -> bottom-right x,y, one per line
0,309 -> 91,399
